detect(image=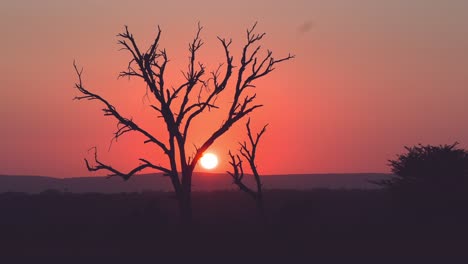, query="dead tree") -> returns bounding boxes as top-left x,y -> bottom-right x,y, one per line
228,119 -> 267,217
73,22 -> 293,224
